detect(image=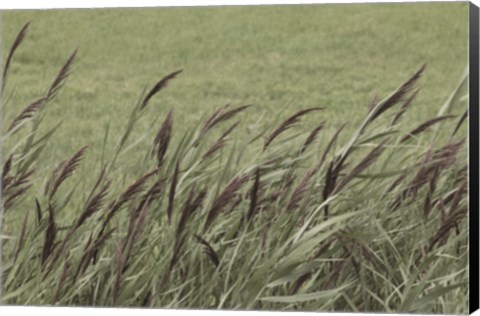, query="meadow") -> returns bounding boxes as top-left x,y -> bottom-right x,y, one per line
0,2 -> 471,313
